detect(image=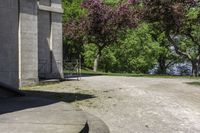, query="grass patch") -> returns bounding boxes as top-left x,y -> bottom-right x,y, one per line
77,68 -> 200,79
22,89 -> 96,103
22,80 -> 63,90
